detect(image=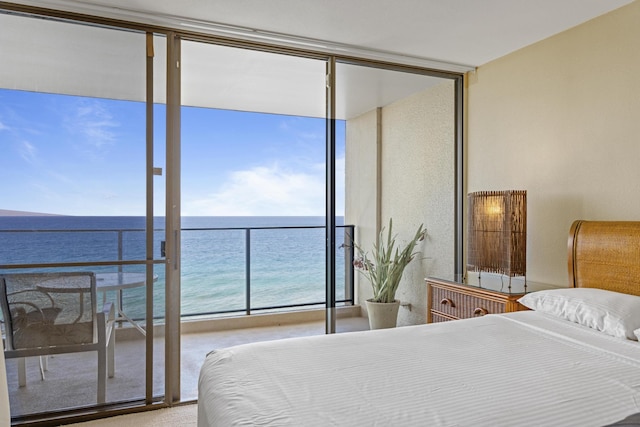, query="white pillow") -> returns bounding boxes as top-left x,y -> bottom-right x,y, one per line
518,288 -> 640,340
